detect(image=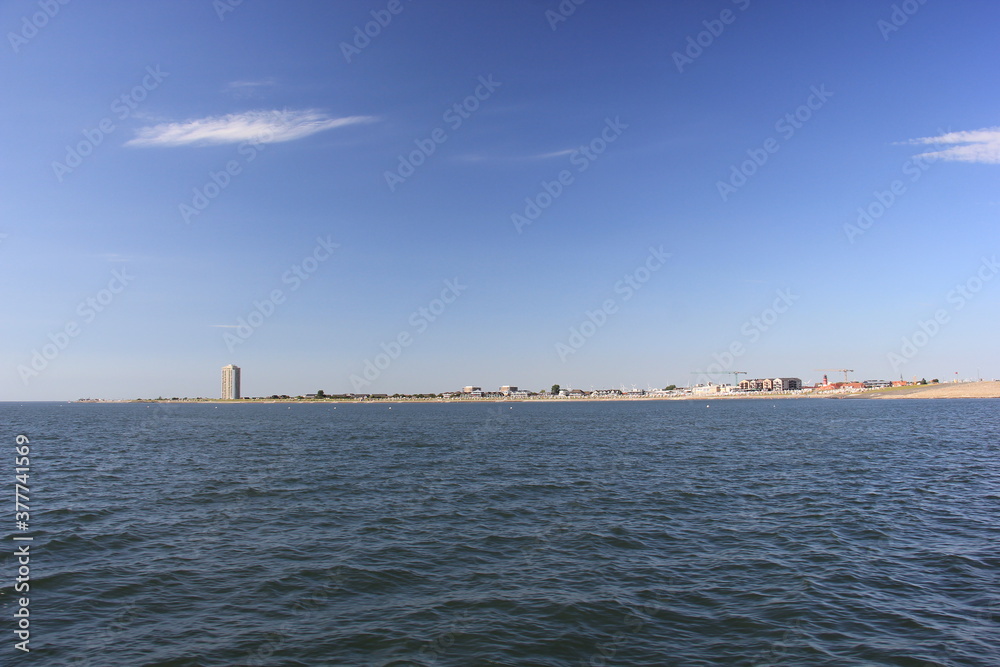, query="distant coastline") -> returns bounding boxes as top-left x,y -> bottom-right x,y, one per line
76,381 -> 1000,404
